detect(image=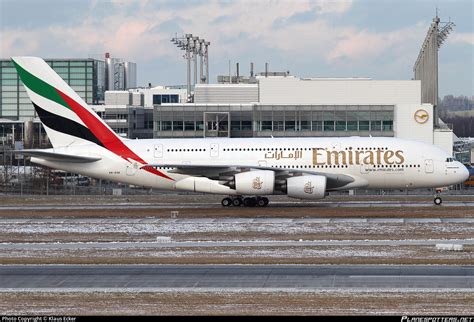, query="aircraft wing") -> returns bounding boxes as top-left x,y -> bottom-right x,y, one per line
142,163 -> 359,190
15,150 -> 101,163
